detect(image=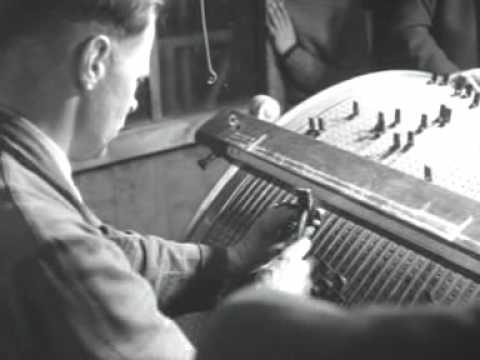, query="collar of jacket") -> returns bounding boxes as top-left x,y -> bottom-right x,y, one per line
0,111 -> 100,225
